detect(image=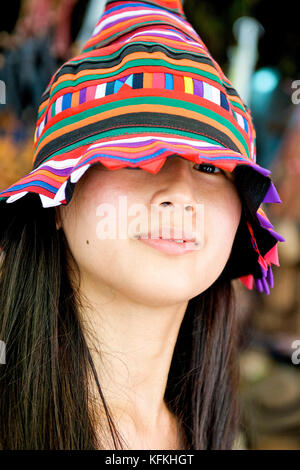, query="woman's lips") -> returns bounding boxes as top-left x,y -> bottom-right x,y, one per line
137,236 -> 199,255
